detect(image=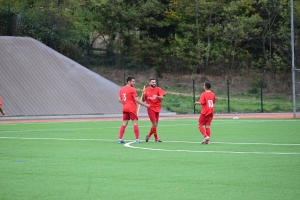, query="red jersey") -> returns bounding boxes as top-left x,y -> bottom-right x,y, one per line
199,91 -> 216,116
0,97 -> 2,106
144,87 -> 166,112
119,86 -> 138,112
